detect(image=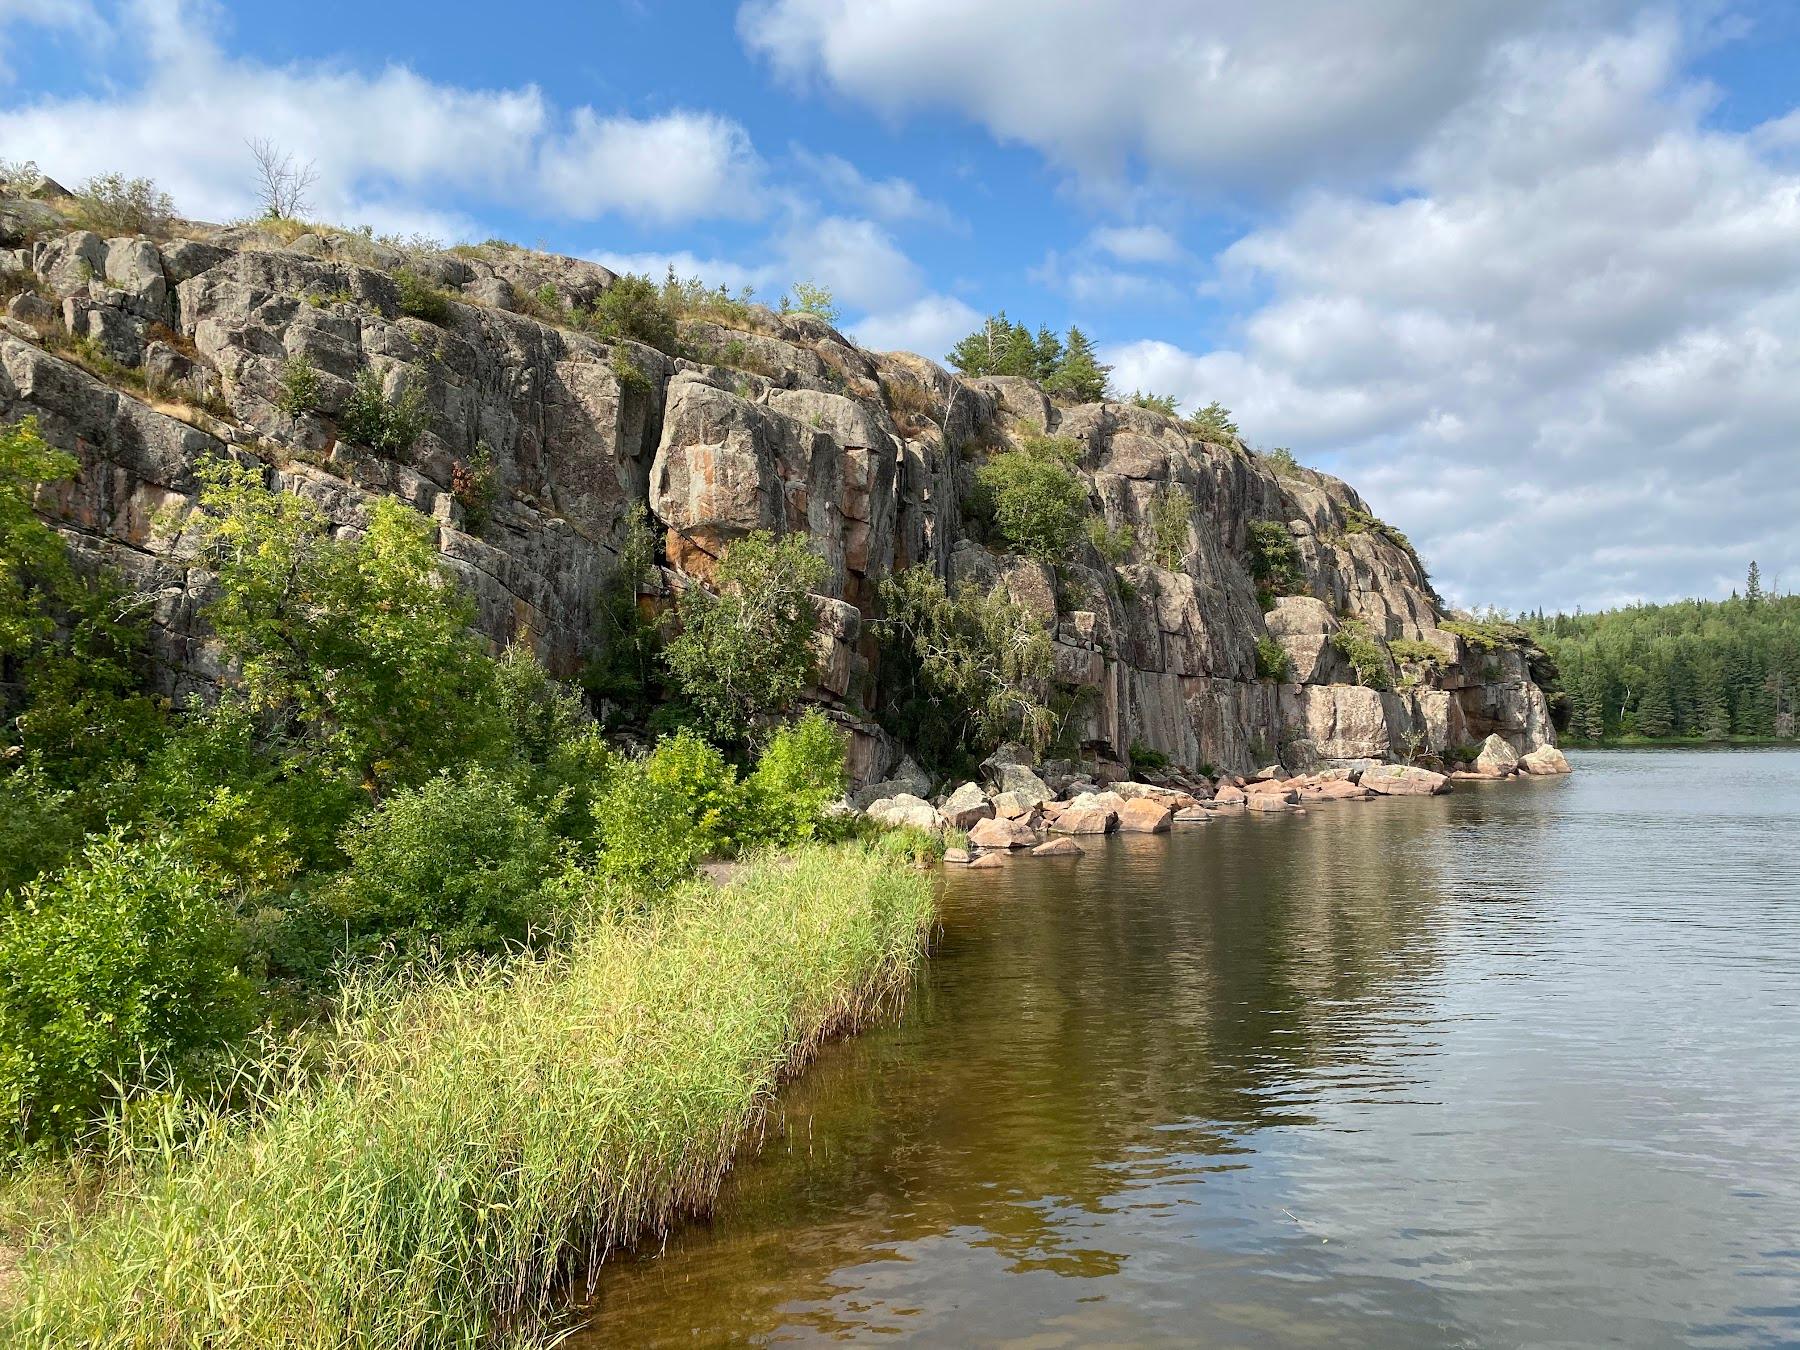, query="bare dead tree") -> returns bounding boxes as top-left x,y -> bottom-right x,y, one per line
247,138 -> 317,220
